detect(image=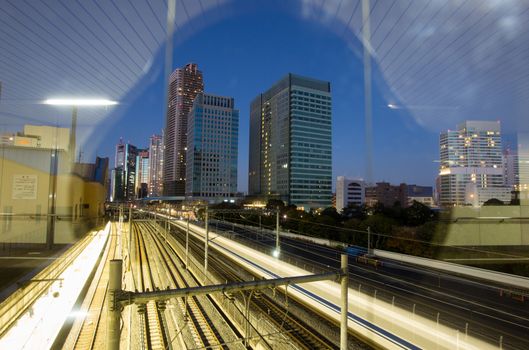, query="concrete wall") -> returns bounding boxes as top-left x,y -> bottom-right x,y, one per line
442,205 -> 529,246
0,147 -> 106,244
